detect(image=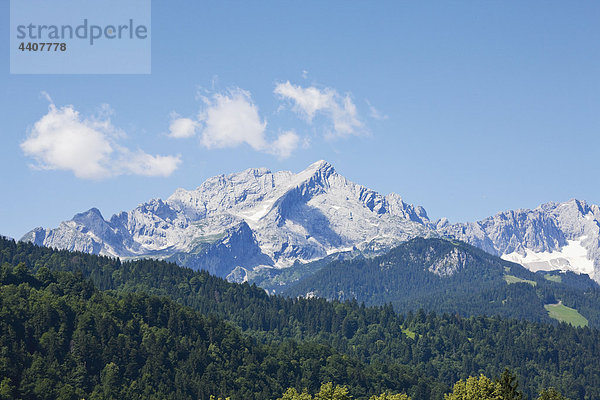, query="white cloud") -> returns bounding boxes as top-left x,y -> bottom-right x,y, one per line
168,115 -> 198,138
117,150 -> 181,177
274,81 -> 364,137
173,88 -> 299,159
269,131 -> 300,159
199,88 -> 268,151
21,102 -> 181,179
168,80 -> 368,158
274,82 -> 335,121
